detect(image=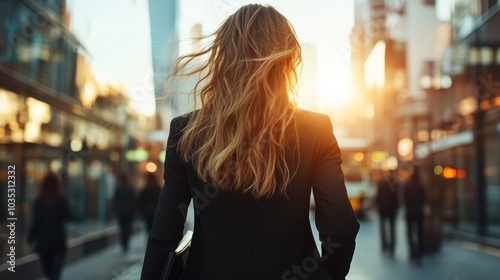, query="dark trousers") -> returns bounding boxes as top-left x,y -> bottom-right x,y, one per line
379,213 -> 396,253
118,216 -> 133,252
406,216 -> 424,260
39,251 -> 65,280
